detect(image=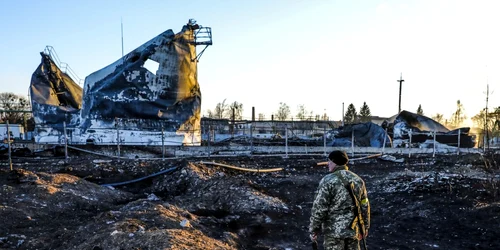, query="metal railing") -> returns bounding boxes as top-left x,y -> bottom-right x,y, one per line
43,46 -> 83,85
